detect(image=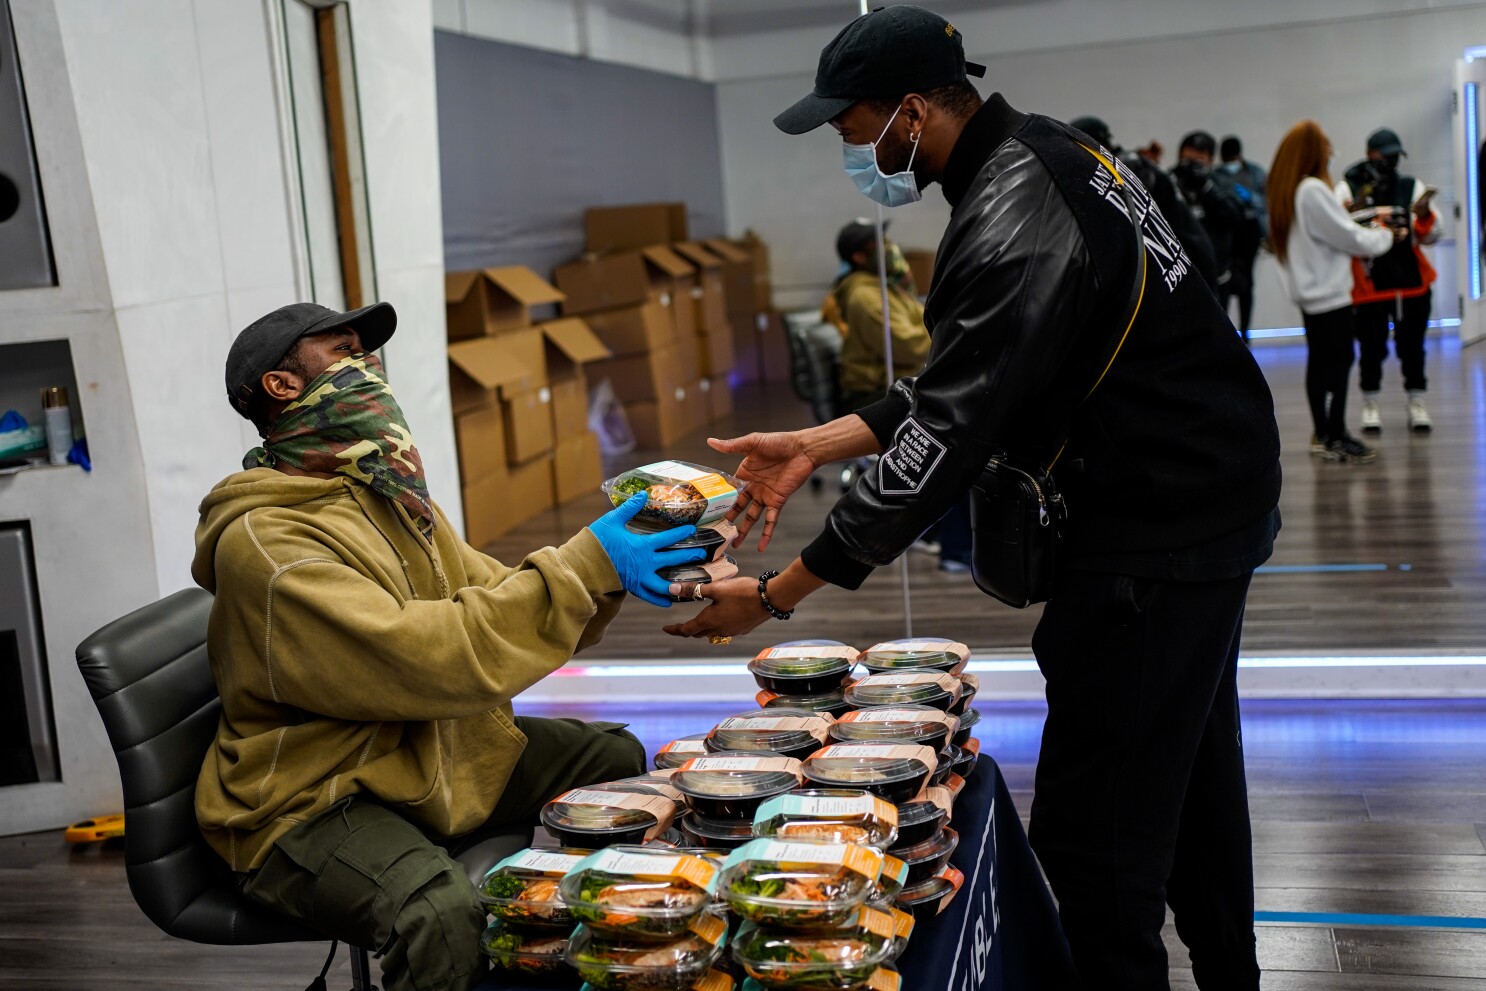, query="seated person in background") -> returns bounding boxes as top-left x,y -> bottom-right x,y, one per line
830,219 -> 932,412
193,301 -> 701,991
